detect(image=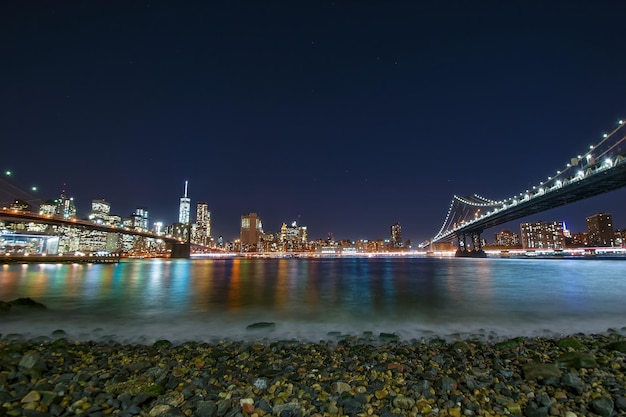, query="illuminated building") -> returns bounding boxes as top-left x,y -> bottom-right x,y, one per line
520,221 -> 565,249
39,200 -> 56,216
178,181 -> 191,225
88,199 -> 111,224
390,222 -> 402,249
55,189 -> 76,219
9,199 -> 30,212
494,229 -> 520,247
586,212 -> 614,247
193,201 -> 211,246
280,220 -> 308,251
131,207 -> 149,232
570,232 -> 588,247
240,212 -> 263,250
